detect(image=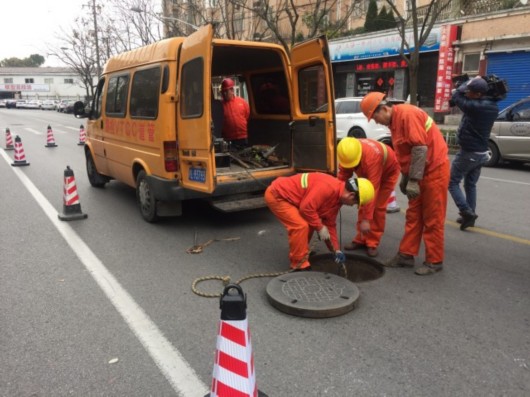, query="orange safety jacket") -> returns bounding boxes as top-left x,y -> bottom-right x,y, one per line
222,96 -> 250,141
389,104 -> 448,174
338,139 -> 400,221
268,172 -> 345,250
